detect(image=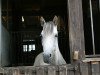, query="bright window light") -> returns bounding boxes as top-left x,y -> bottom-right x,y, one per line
22,16 -> 24,22
29,44 -> 35,51
23,44 -> 35,52
23,45 -> 27,52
